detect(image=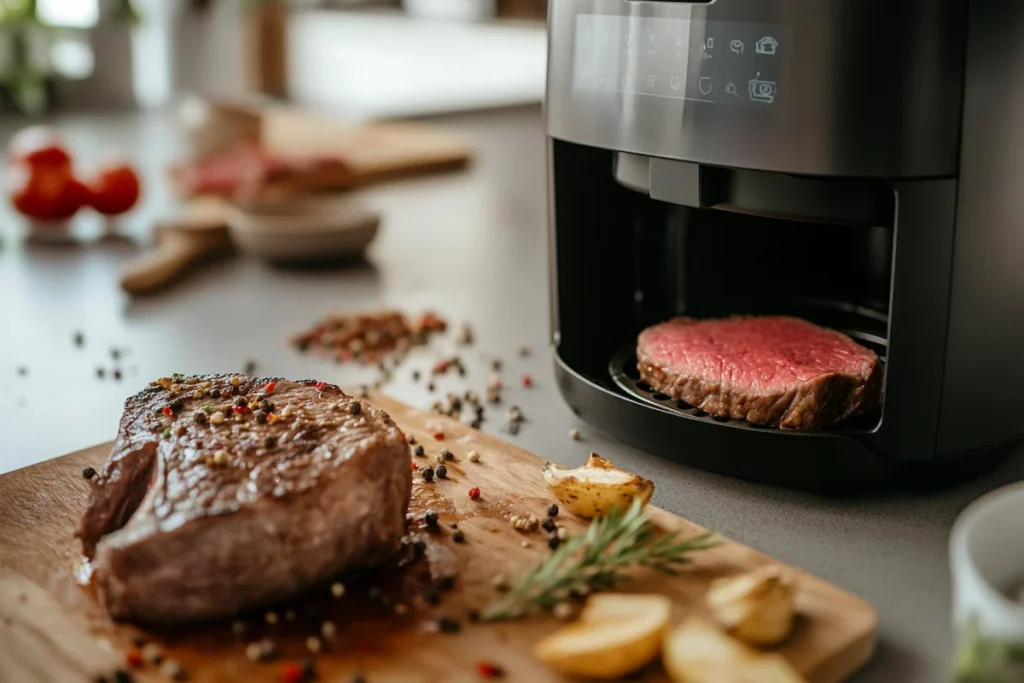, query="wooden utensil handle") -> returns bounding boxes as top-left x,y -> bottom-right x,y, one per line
120,232 -> 214,295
